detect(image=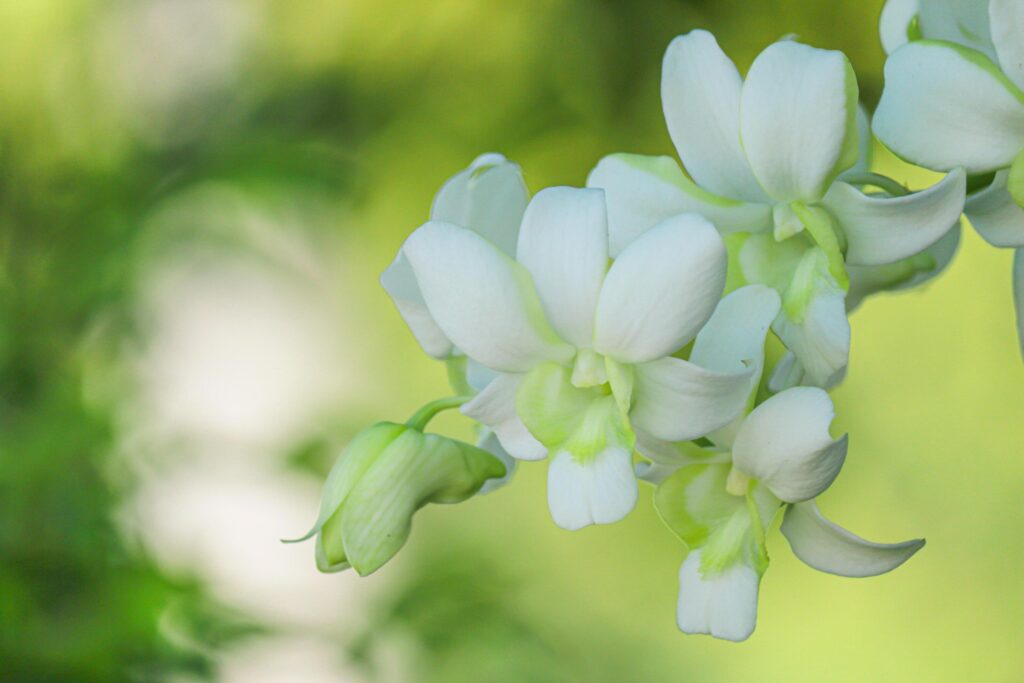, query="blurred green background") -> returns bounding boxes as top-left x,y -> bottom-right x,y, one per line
2,0 -> 1022,681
